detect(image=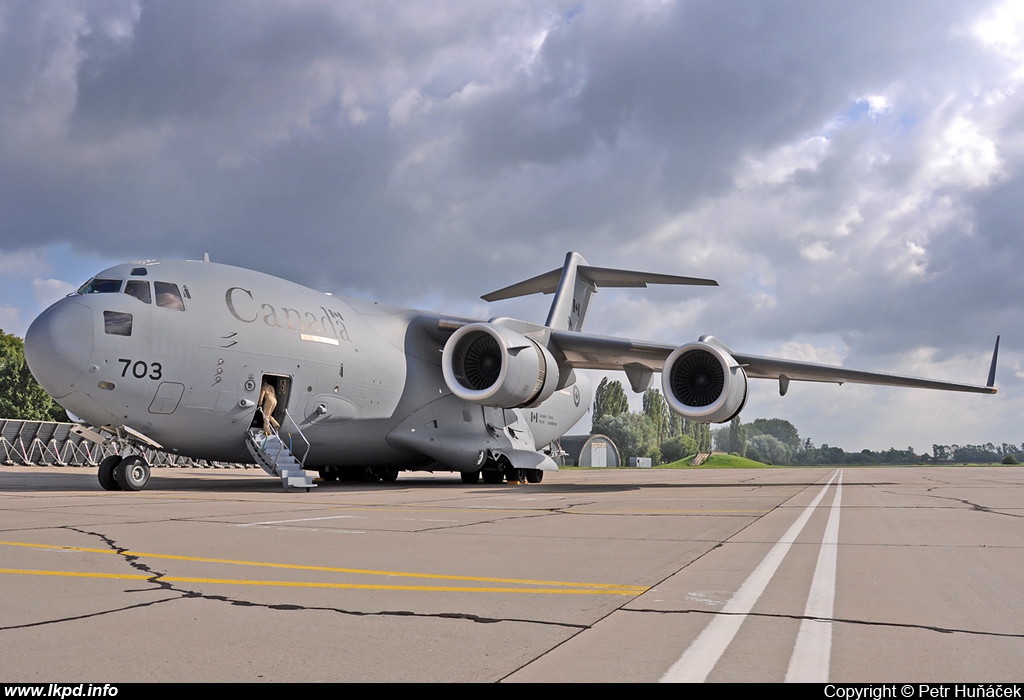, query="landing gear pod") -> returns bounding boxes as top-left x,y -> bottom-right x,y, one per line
662,340 -> 748,423
442,323 -> 559,408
